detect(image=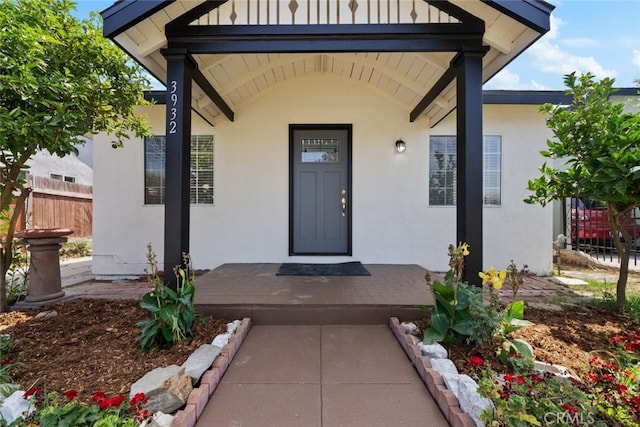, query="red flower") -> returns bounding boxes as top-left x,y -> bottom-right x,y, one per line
617,384 -> 628,395
92,391 -> 107,404
528,373 -> 543,383
23,387 -> 42,399
99,394 -> 125,410
601,374 -> 616,382
63,389 -> 78,400
469,356 -> 483,367
504,372 -> 514,382
561,403 -> 579,414
1,358 -> 9,366
515,376 -> 525,385
587,374 -> 598,382
130,392 -> 148,406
